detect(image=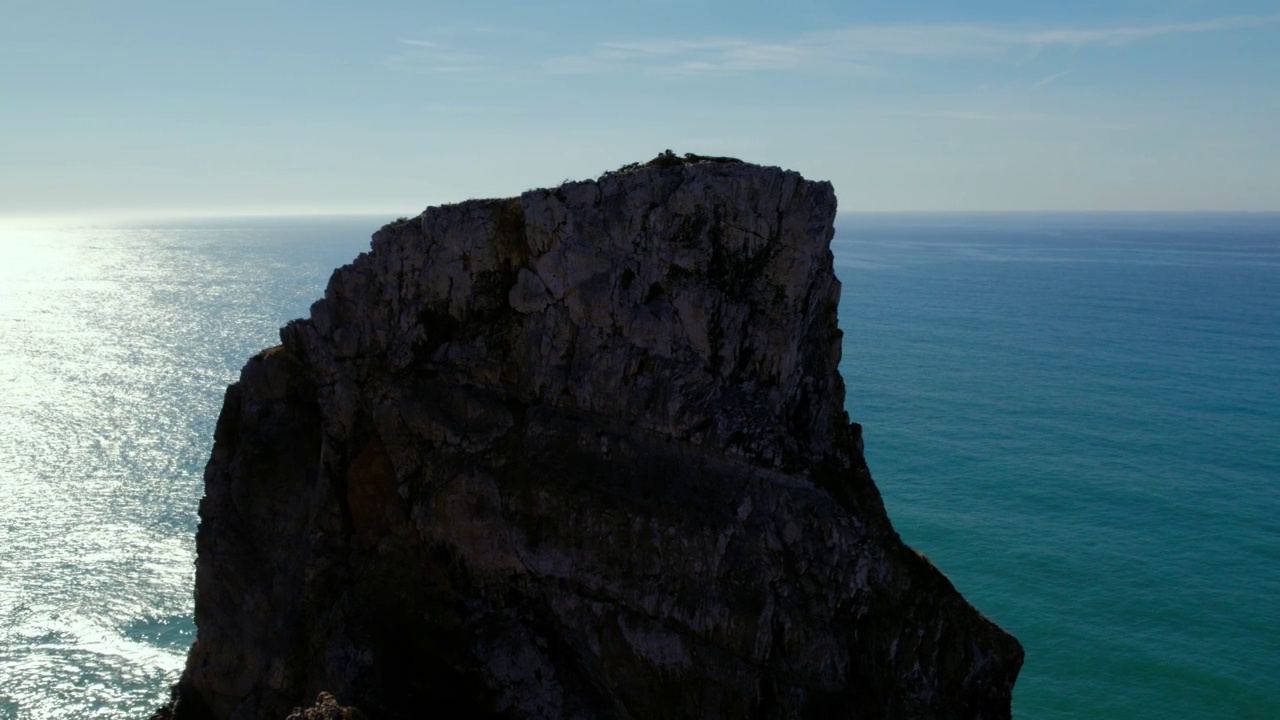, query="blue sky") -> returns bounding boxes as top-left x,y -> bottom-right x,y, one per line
2,0 -> 1278,218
